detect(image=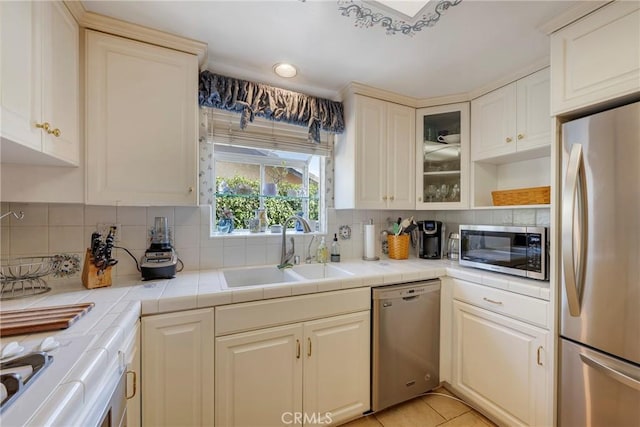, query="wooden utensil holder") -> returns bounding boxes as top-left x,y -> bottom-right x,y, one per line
81,248 -> 113,289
